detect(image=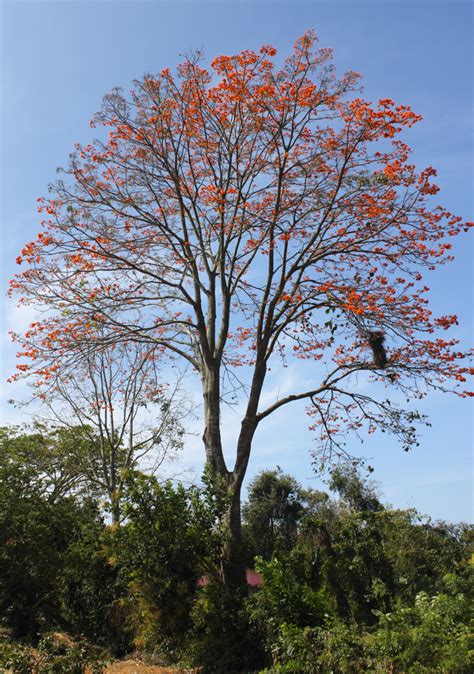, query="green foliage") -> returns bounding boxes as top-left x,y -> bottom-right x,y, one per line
58,524 -> 132,654
0,424 -> 98,501
257,585 -> 474,673
0,427 -> 126,651
0,455 -> 99,637
302,510 -> 395,623
367,583 -> 474,673
189,582 -> 266,673
113,472 -> 226,656
243,468 -> 308,561
1,436 -> 472,673
248,556 -> 331,648
261,622 -> 368,673
249,466 -> 473,673
328,465 -> 383,513
379,510 -> 472,602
